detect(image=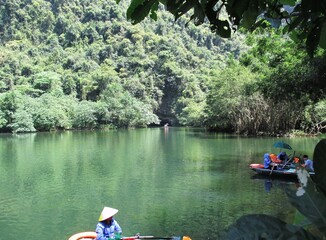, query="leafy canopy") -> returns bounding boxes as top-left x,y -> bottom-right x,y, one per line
119,0 -> 326,55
